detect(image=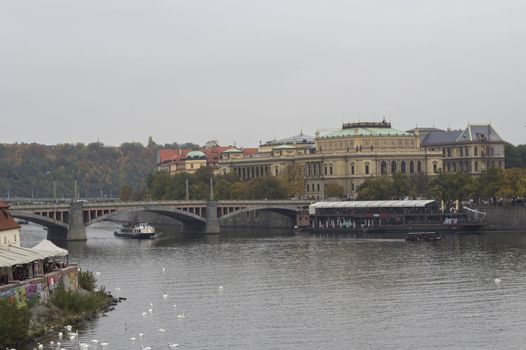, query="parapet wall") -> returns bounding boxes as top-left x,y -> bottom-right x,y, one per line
0,265 -> 78,307
481,206 -> 526,231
